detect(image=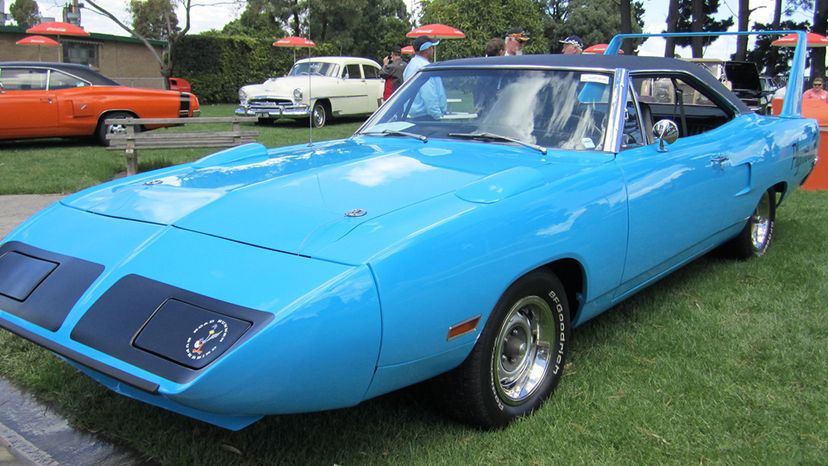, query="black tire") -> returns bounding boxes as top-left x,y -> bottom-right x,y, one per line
437,270 -> 571,428
96,111 -> 137,146
310,101 -> 328,128
725,188 -> 776,259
